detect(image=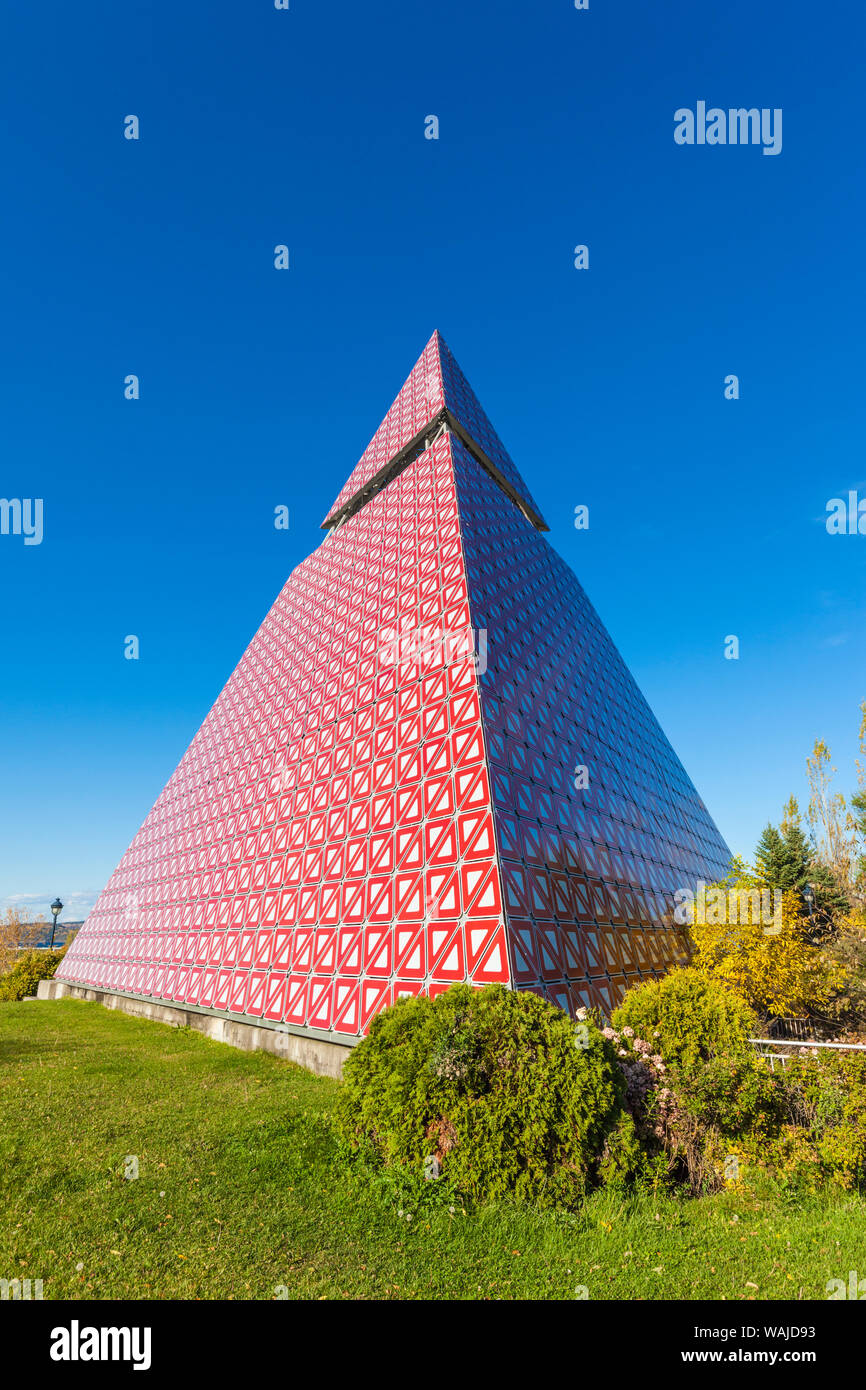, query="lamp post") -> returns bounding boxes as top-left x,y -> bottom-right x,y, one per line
803,883 -> 815,932
49,898 -> 63,950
